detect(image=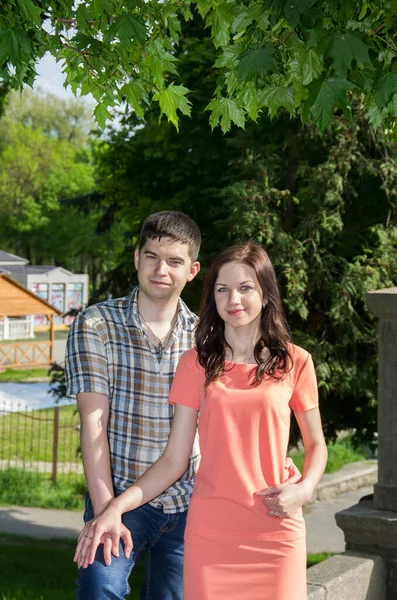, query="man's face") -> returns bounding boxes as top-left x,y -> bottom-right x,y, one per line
134,237 -> 200,303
